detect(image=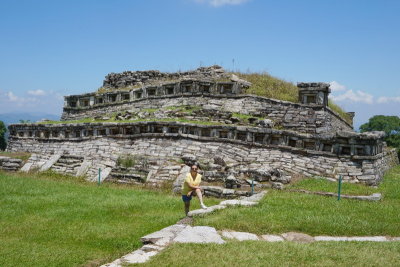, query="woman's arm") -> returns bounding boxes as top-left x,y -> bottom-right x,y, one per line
187,183 -> 200,190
